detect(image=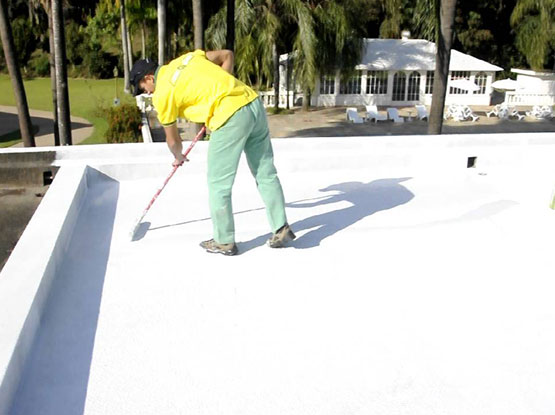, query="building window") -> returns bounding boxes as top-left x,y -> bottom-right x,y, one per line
320,74 -> 335,94
450,71 -> 471,94
407,71 -> 421,101
425,71 -> 434,94
366,71 -> 388,94
474,72 -> 486,94
392,72 -> 406,101
340,72 -> 362,94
